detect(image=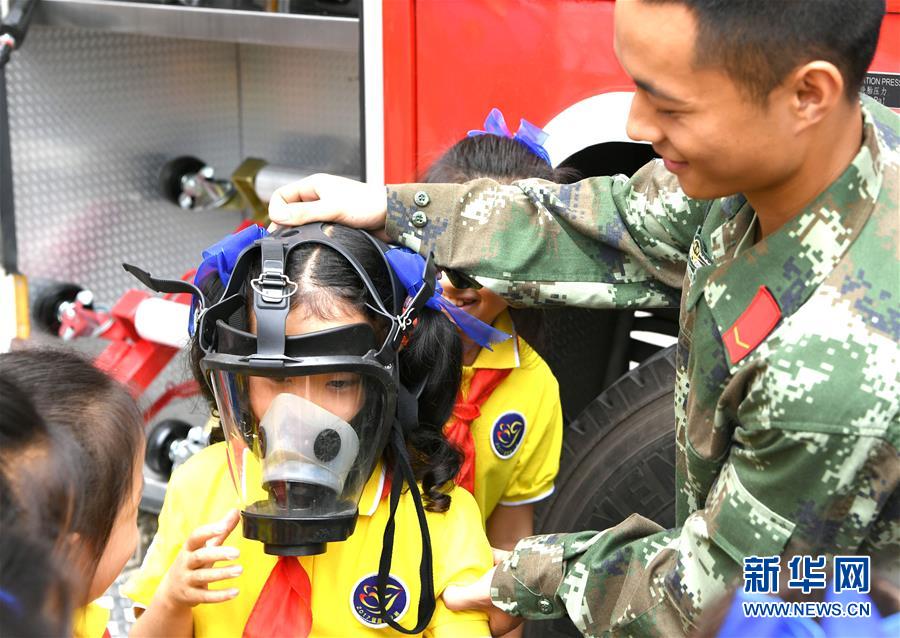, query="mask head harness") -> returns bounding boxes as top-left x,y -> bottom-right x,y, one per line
124,223 -> 438,633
